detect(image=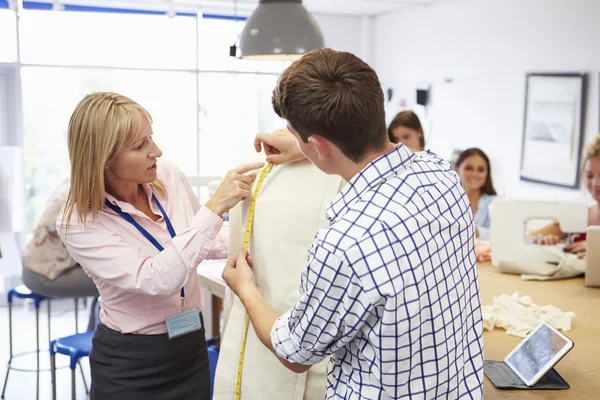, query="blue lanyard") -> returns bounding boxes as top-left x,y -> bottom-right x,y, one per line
105,193 -> 185,300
